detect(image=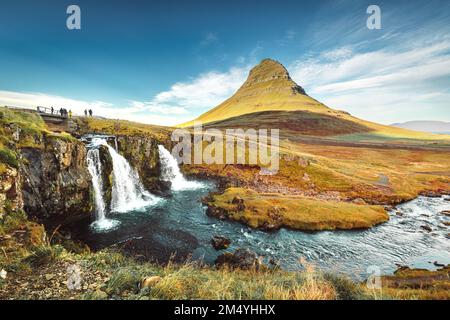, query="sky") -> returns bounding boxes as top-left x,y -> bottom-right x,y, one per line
0,0 -> 449,126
